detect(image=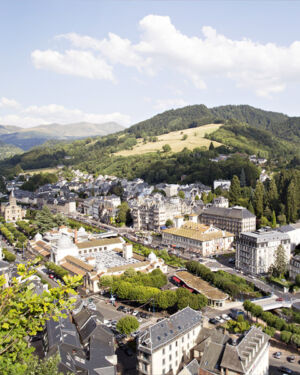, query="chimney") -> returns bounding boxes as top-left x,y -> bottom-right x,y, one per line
74,229 -> 78,244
